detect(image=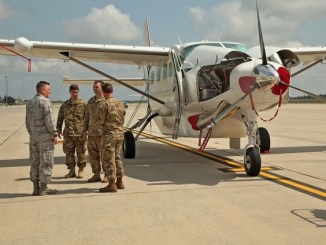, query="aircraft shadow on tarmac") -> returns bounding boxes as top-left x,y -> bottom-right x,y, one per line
0,140 -> 273,199
292,209 -> 326,227
0,188 -> 99,199
0,156 -> 66,168
123,140 -> 238,186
